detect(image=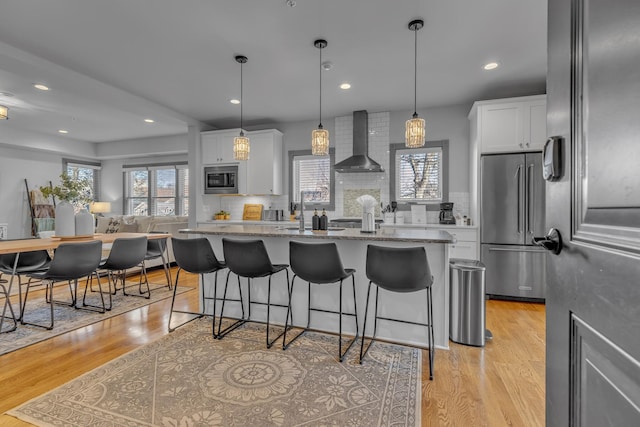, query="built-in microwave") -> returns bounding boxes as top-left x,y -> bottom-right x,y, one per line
204,165 -> 238,194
